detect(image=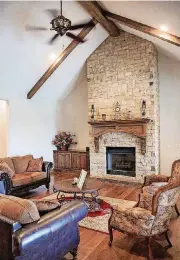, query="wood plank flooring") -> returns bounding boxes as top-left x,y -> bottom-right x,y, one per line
24,172 -> 180,260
